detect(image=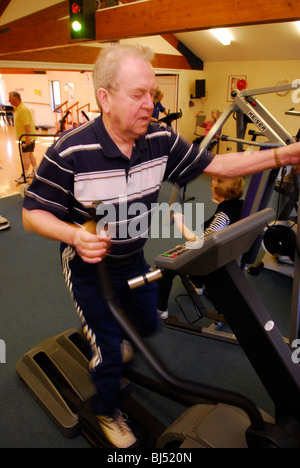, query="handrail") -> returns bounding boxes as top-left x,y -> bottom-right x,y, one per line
53,101 -> 68,113
18,132 -> 59,180
53,101 -> 68,132
77,103 -> 90,112
65,101 -> 79,112
77,103 -> 91,123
